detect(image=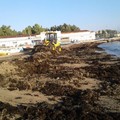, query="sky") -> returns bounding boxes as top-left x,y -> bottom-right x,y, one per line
0,0 -> 120,31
